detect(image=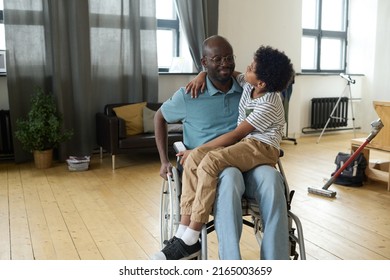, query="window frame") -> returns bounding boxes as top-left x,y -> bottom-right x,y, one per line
0,5 -> 5,75
157,17 -> 180,73
301,0 -> 349,73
